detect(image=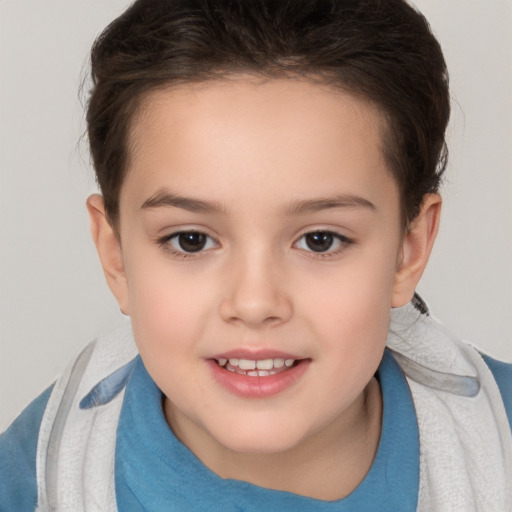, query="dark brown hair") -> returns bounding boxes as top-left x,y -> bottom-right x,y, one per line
87,0 -> 450,228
